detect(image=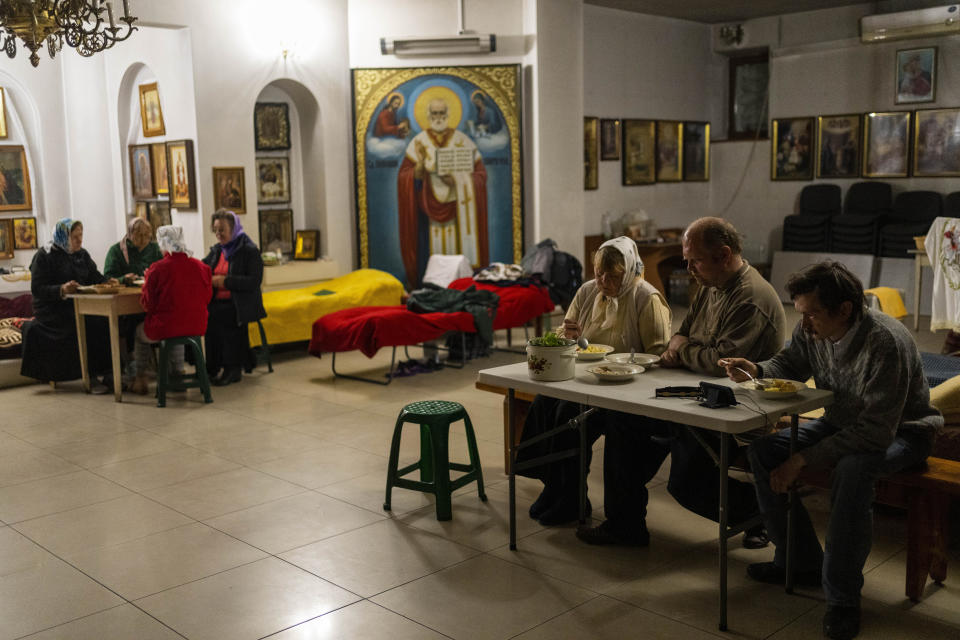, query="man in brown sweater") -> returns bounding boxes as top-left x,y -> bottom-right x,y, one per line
577,217 -> 786,547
